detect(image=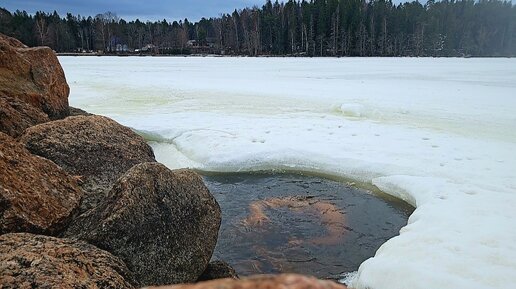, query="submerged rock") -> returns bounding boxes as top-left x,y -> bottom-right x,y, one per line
64,162 -> 221,286
0,233 -> 136,288
149,274 -> 348,289
19,115 -> 156,211
197,261 -> 238,281
0,33 -> 69,136
0,132 -> 83,235
244,196 -> 346,245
